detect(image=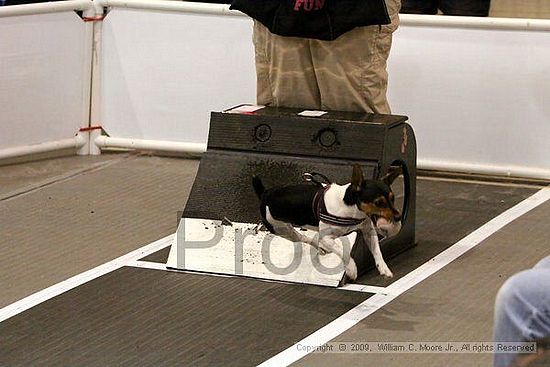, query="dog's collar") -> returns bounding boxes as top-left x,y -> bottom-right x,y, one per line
312,185 -> 365,227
